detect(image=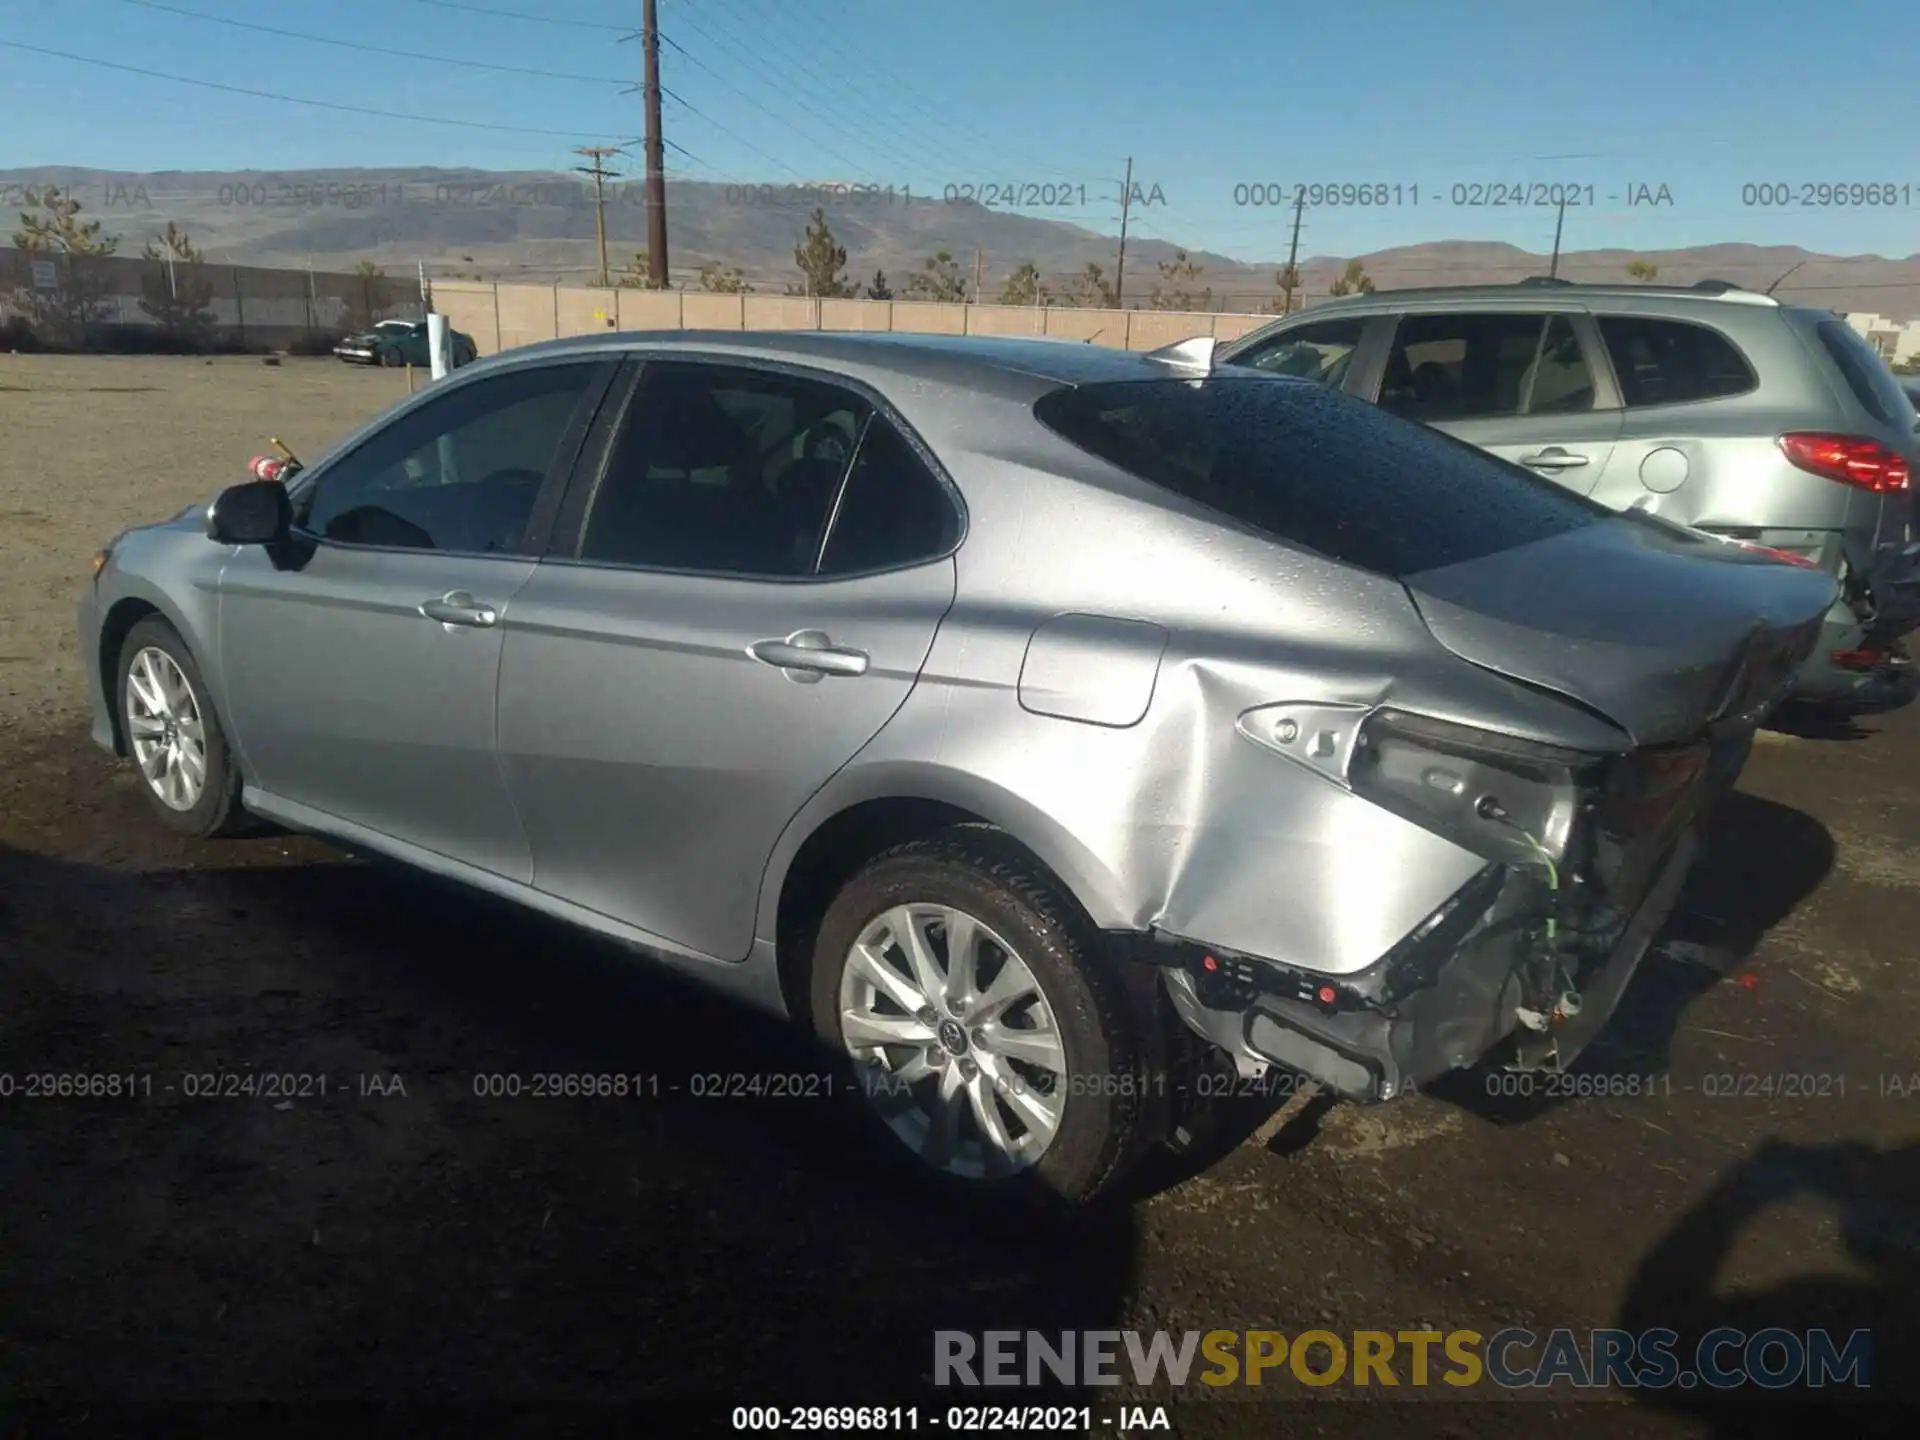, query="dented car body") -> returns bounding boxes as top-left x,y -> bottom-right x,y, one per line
79,332 -> 1836,1197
